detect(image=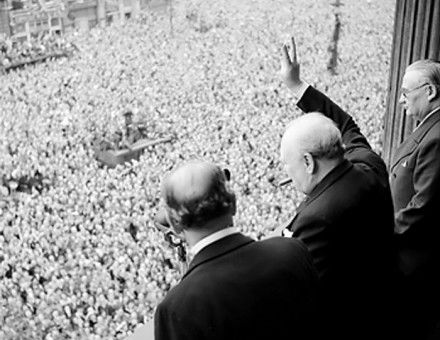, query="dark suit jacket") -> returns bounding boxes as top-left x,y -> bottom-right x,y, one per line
154,233 -> 318,340
389,108 -> 440,316
285,86 -> 396,338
